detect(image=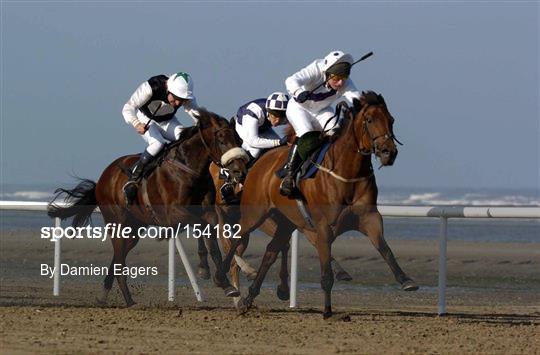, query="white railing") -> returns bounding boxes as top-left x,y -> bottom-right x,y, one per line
2,201 -> 539,315
0,201 -> 203,302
